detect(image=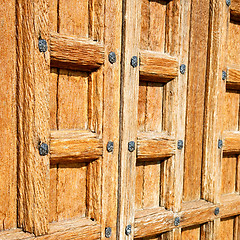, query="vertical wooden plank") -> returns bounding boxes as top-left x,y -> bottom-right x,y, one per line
0,0 -> 17,231
183,0 -> 210,202
220,218 -> 234,240
162,0 -> 190,238
101,0 -> 122,238
16,0 -> 50,235
149,0 -> 166,52
138,81 -> 147,132
201,0 -> 229,239
182,226 -> 200,240
118,0 -> 140,238
140,0 -> 150,50
135,162 -> 144,210
49,165 -> 57,223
